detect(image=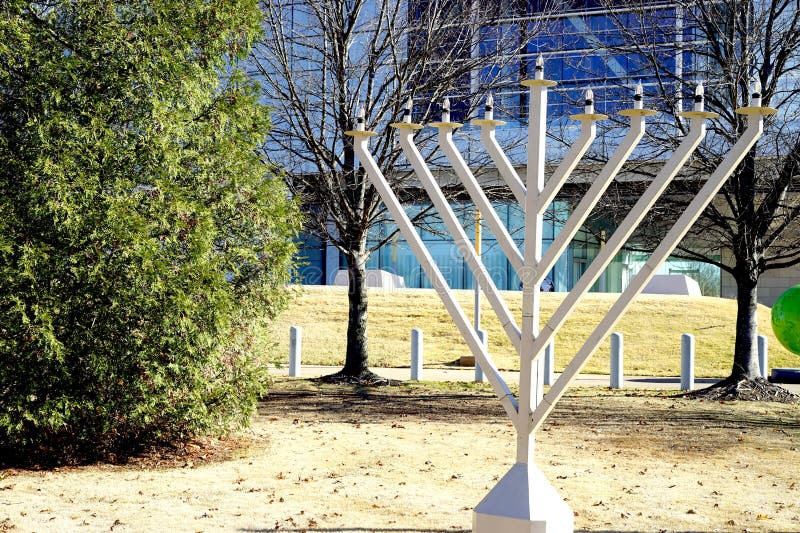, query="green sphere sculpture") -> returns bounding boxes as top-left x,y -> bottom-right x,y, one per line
772,285 -> 800,355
